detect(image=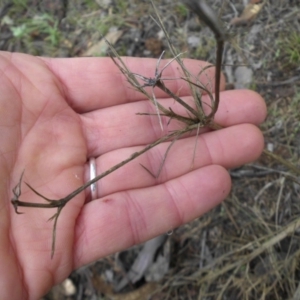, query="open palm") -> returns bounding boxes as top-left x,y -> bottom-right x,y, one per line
0,51 -> 266,299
